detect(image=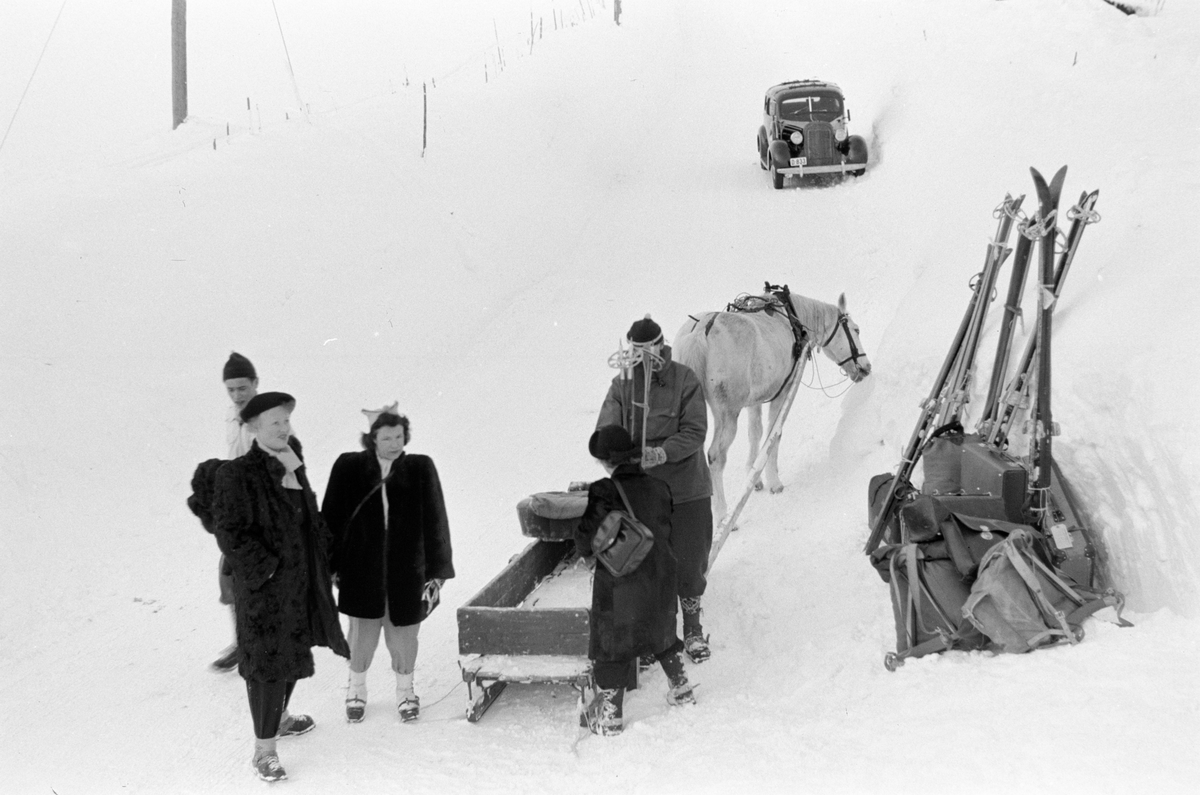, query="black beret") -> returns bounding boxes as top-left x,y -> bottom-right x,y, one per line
240,391 -> 295,423
589,424 -> 640,464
